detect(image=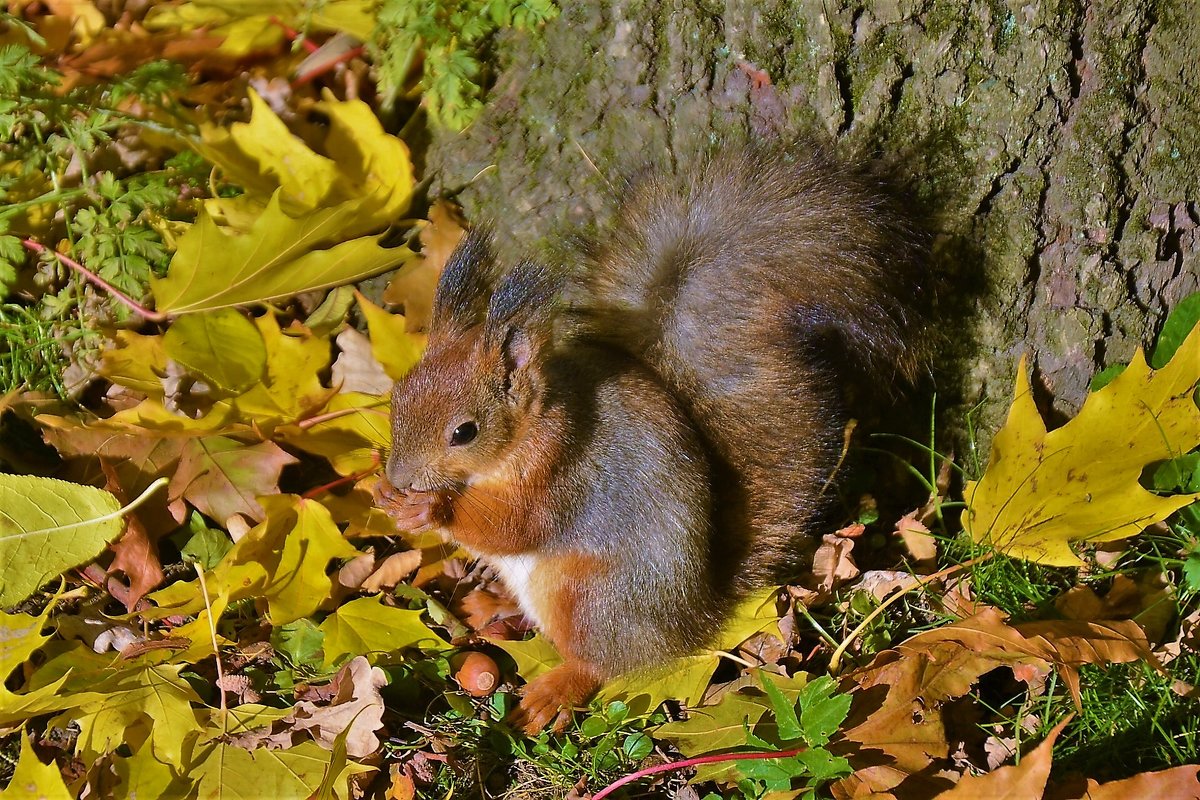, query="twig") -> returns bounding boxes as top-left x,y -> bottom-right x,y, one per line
194,563 -> 227,722
22,239 -> 166,322
826,551 -> 996,675
592,746 -> 808,800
